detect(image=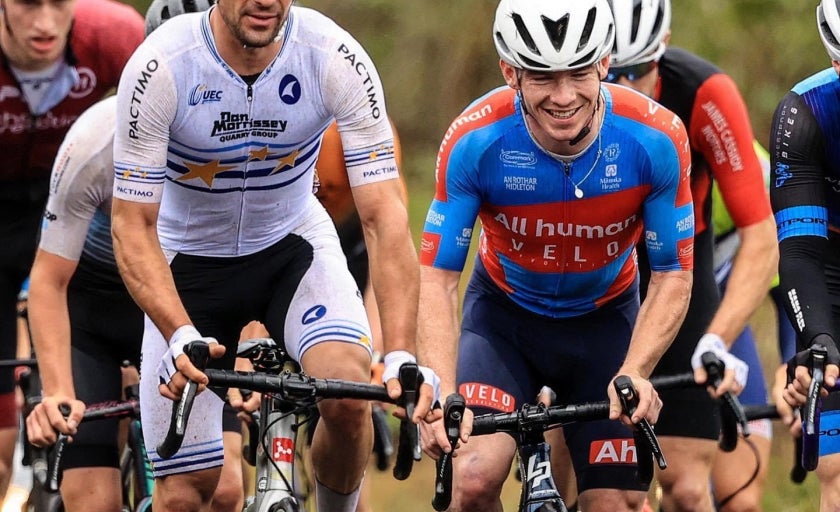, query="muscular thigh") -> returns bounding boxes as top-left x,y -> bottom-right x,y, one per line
458,273 -> 646,493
